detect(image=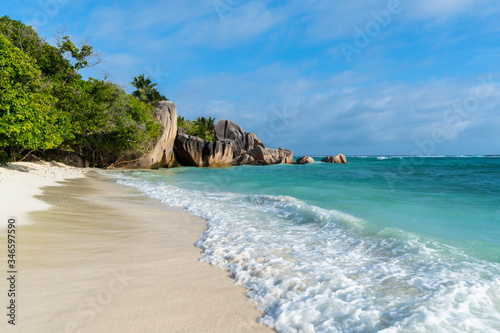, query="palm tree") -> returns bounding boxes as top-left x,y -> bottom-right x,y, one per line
147,89 -> 168,104
130,74 -> 167,104
130,74 -> 156,101
193,116 -> 216,141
